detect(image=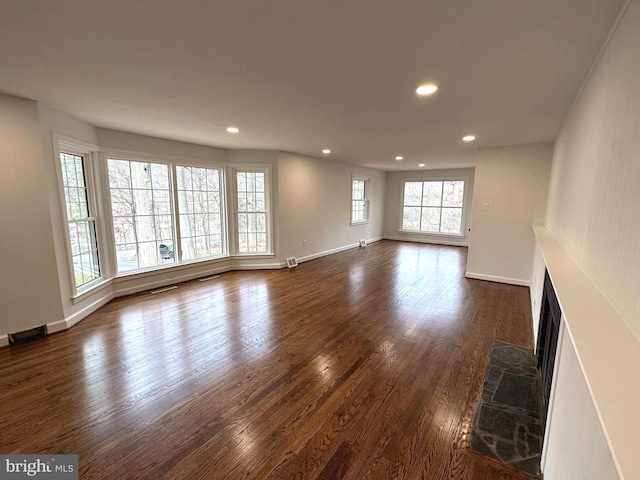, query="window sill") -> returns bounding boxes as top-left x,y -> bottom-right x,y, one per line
350,220 -> 370,226
114,254 -> 231,279
72,278 -> 112,303
232,252 -> 275,259
397,230 -> 465,239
